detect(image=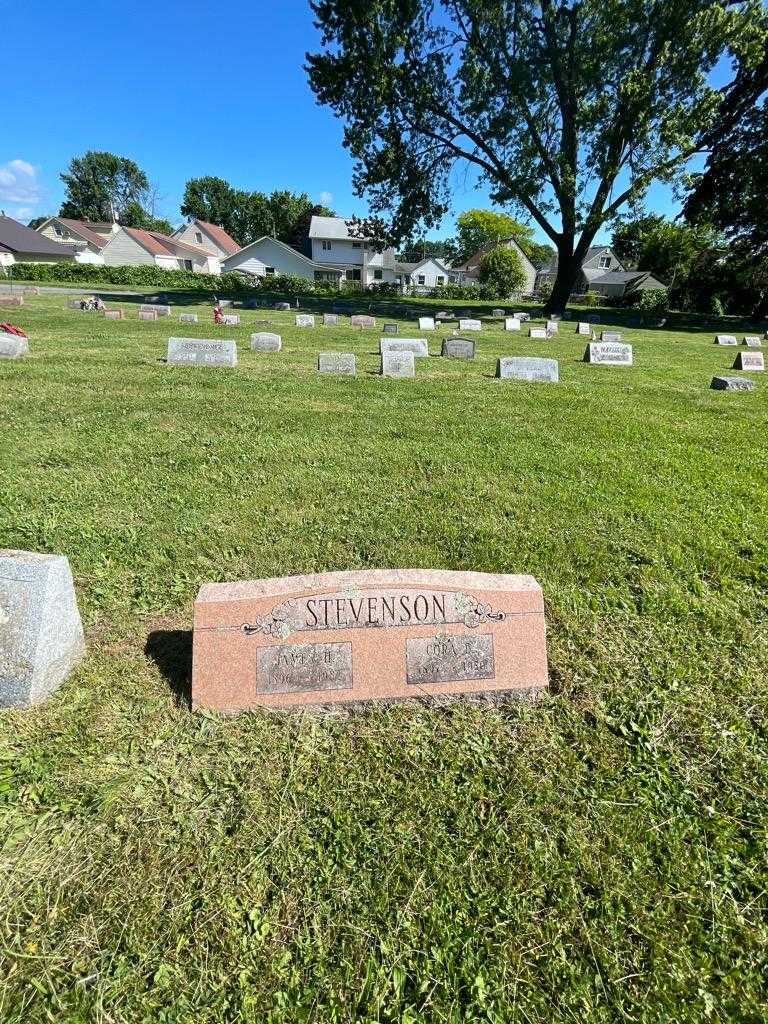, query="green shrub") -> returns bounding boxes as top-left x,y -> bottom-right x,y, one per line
10,262 -> 254,293
429,282 -> 479,300
638,287 -> 670,314
537,278 -> 554,302
478,246 -> 527,298
710,295 -> 726,317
